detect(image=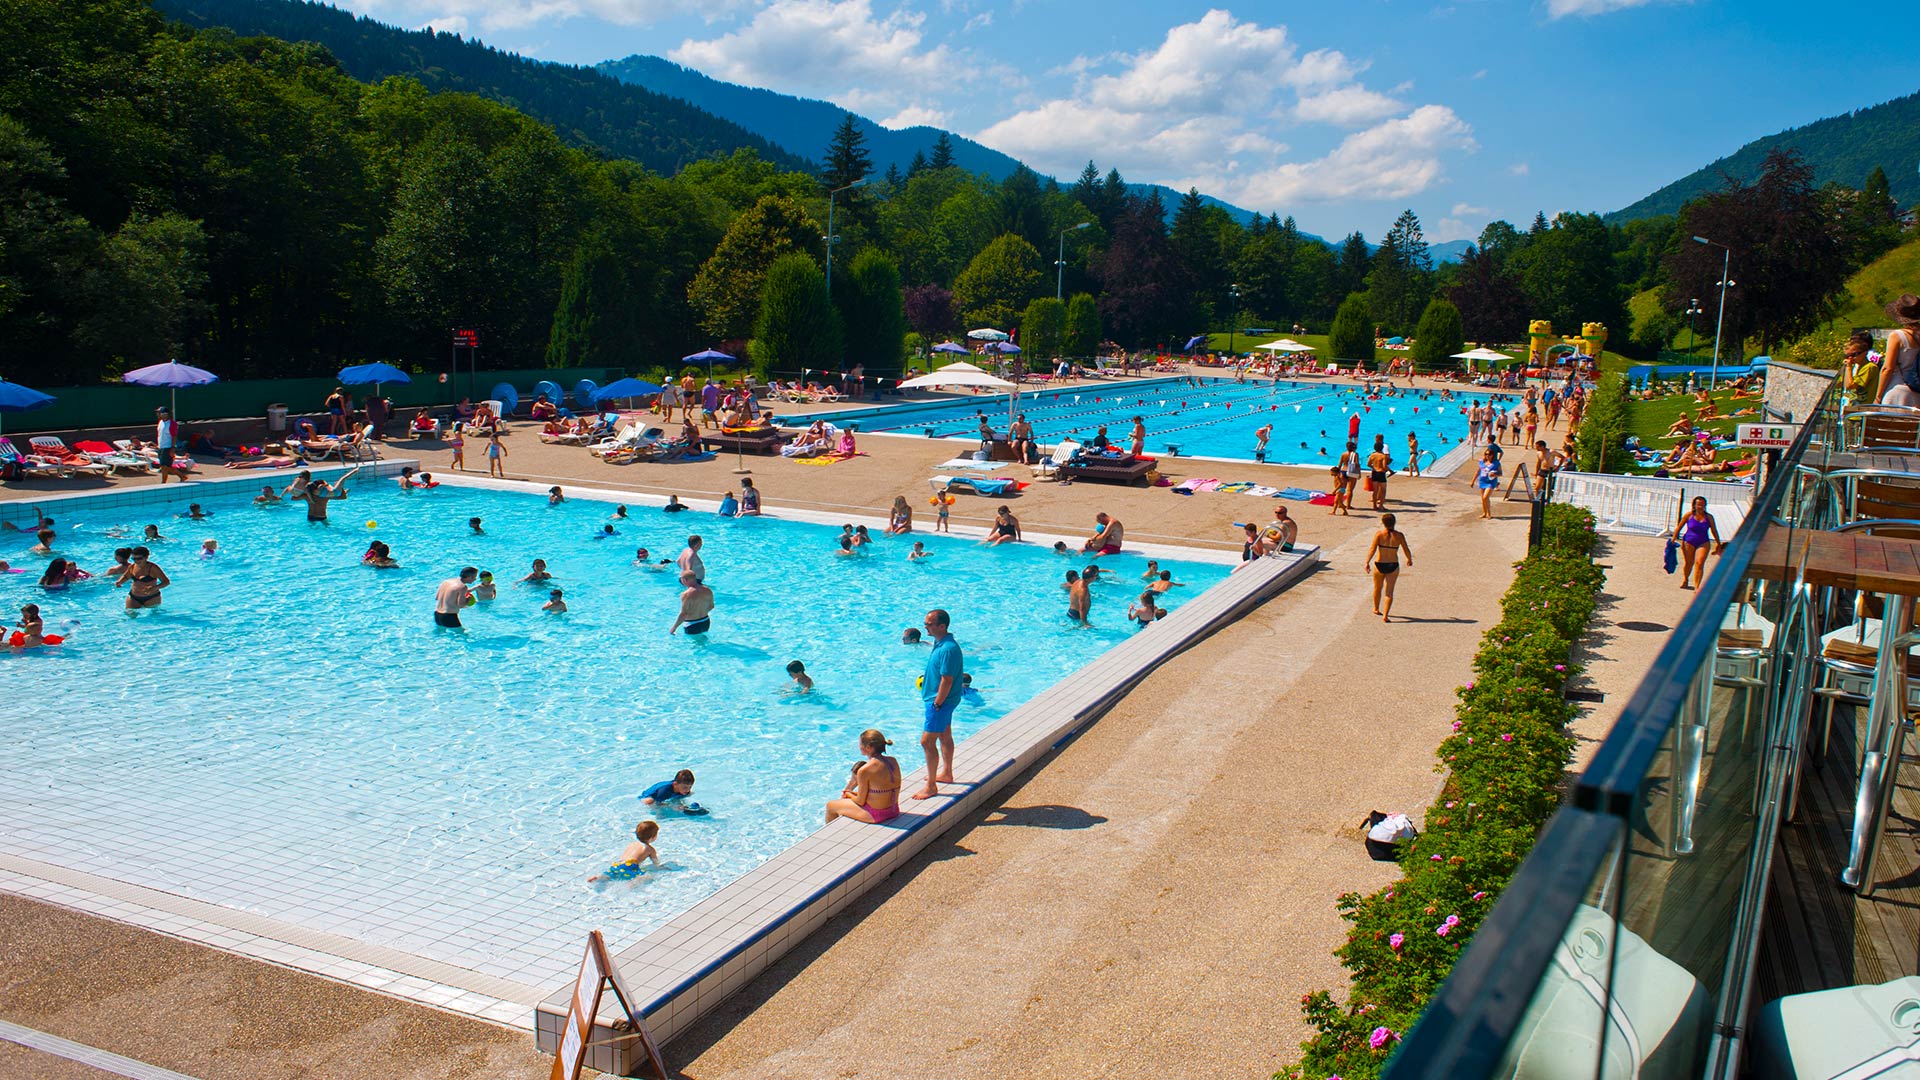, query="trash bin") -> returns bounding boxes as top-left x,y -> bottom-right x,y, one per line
267,404 -> 288,432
